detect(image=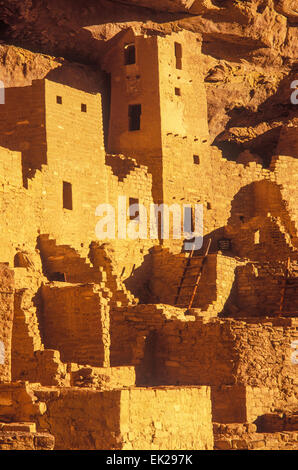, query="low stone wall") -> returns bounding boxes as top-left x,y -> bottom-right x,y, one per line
0,422 -> 54,450
213,422 -> 298,450
33,385 -> 213,450
121,386 -> 213,450
211,385 -> 282,424
110,305 -> 298,413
